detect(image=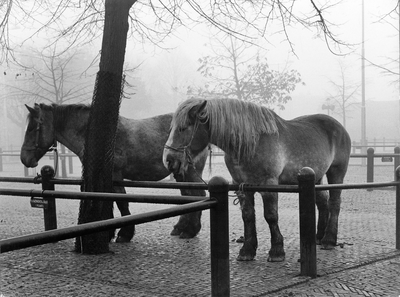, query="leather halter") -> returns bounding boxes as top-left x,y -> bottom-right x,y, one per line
24,114 -> 57,152
24,110 -> 58,176
164,118 -> 207,184
164,118 -> 200,157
